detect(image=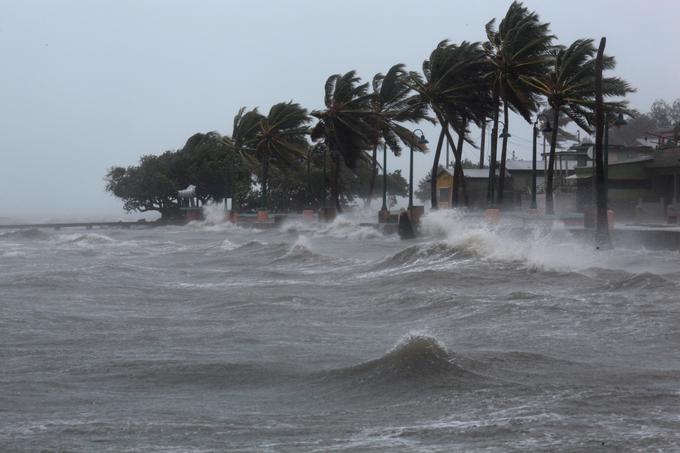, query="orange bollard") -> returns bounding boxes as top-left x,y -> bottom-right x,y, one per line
485,208 -> 500,223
